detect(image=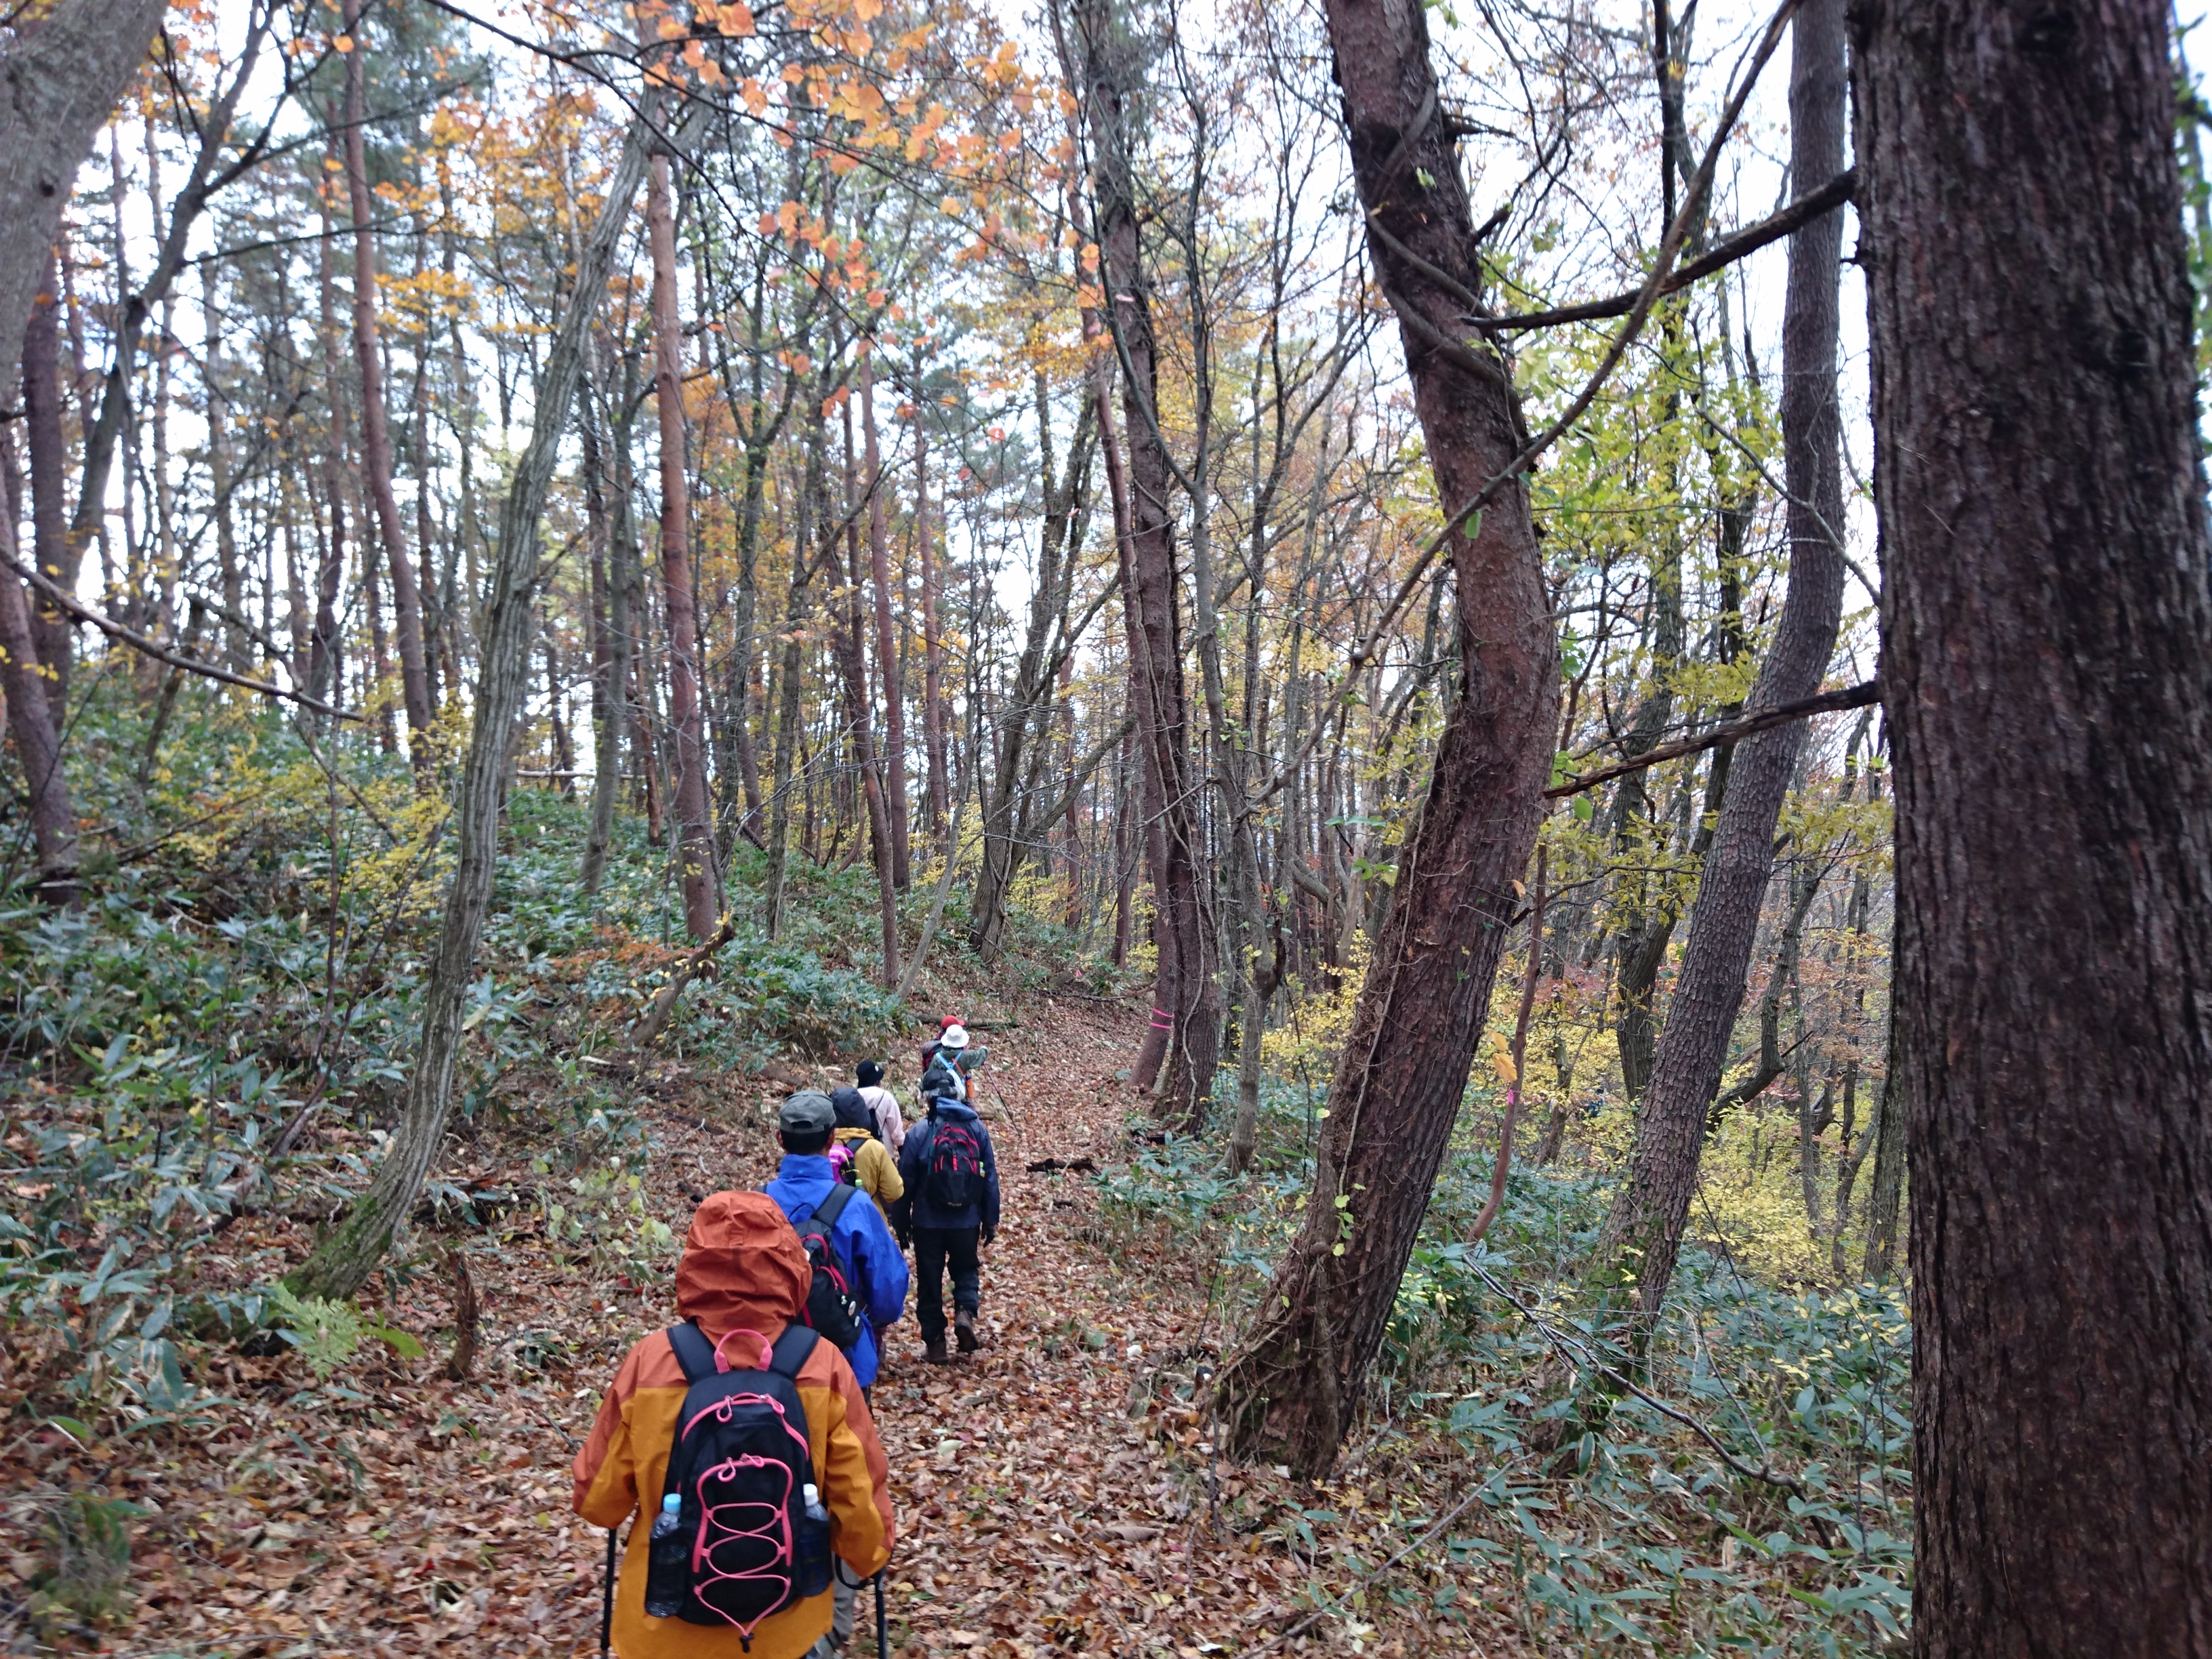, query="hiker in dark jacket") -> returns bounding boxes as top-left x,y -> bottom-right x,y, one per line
896,1080 -> 1001,1364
